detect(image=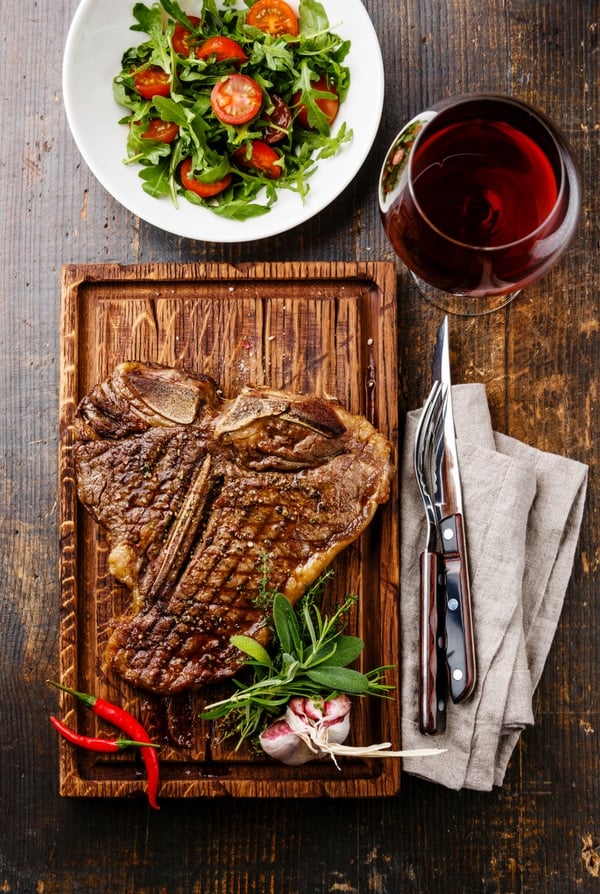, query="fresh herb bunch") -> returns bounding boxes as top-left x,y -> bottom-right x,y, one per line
113,0 -> 352,219
201,558 -> 393,749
